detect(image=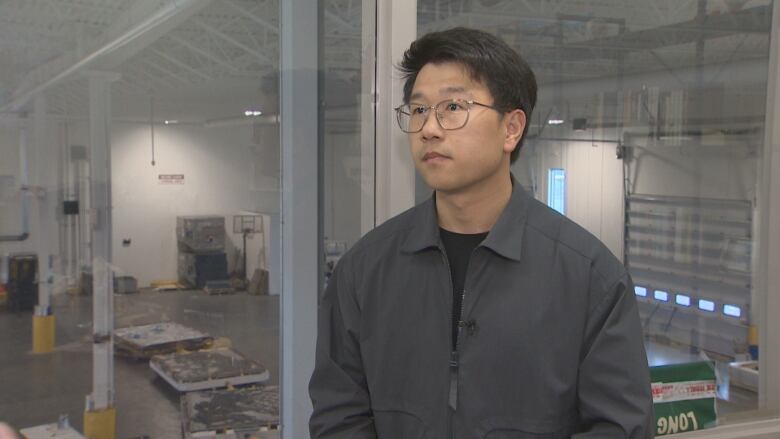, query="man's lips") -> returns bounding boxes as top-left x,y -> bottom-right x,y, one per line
423,151 -> 450,161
